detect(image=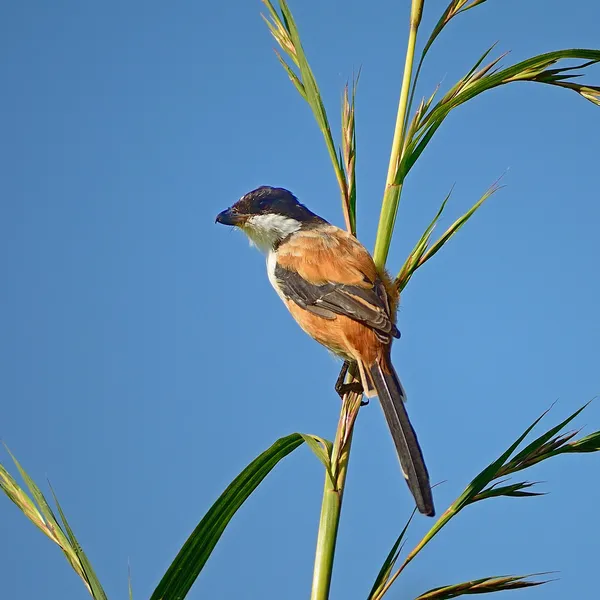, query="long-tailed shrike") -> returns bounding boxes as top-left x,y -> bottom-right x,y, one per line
216,186 -> 434,516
